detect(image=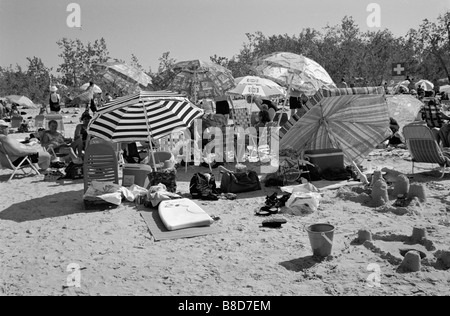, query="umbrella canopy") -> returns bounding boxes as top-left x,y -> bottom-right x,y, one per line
80,83 -> 102,93
227,76 -> 286,98
415,79 -> 434,91
6,95 -> 35,108
92,62 -> 153,93
87,90 -> 204,142
439,85 -> 450,94
386,95 -> 424,130
280,87 -> 391,165
253,52 -> 336,96
167,60 -> 235,103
